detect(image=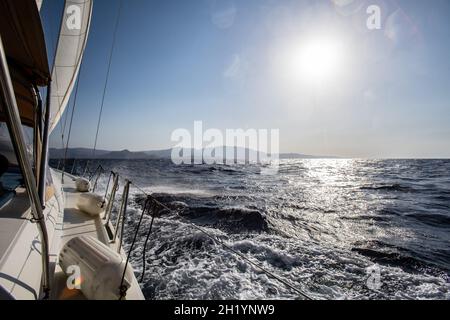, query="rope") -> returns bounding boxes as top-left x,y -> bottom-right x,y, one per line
92,0 -> 123,160
127,180 -> 313,300
118,196 -> 151,300
140,200 -> 158,282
